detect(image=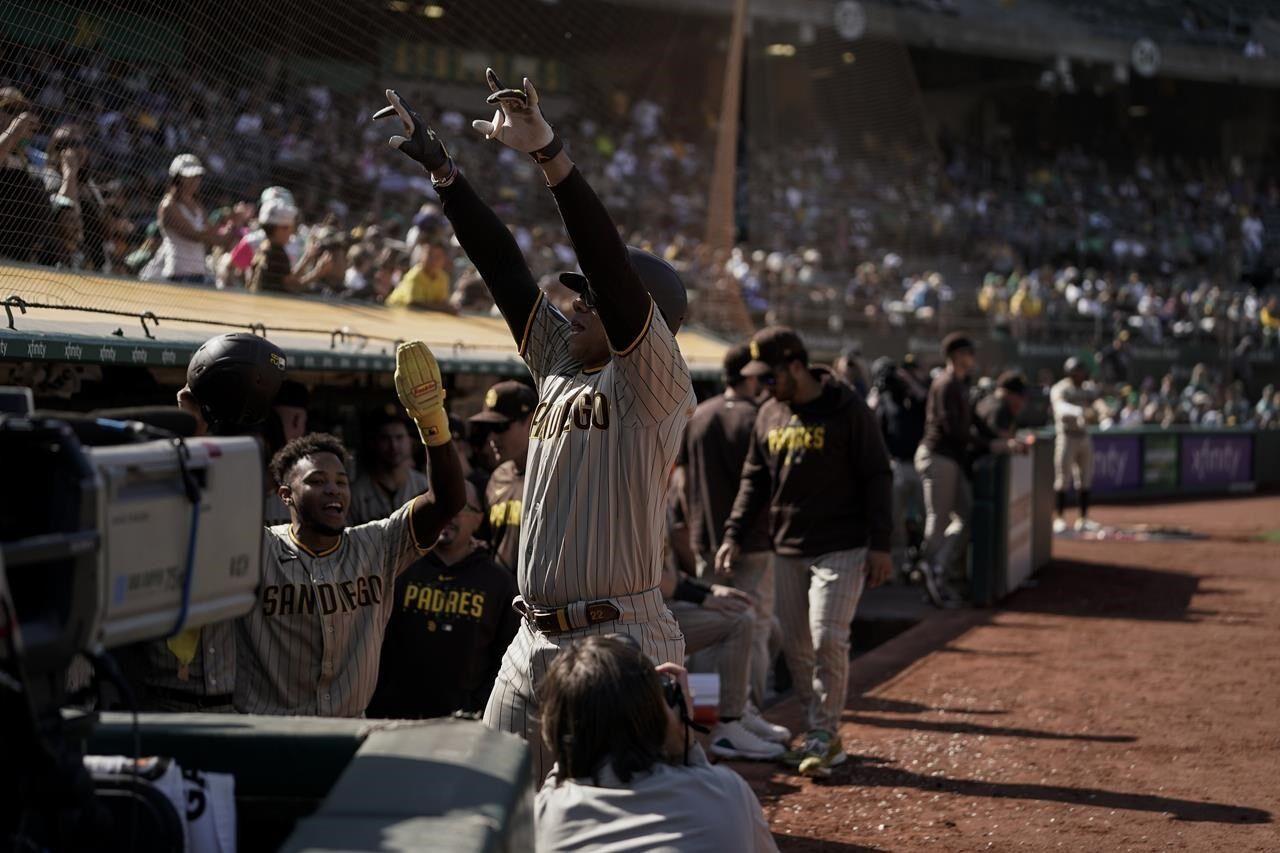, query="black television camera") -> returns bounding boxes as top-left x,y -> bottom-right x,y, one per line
0,333 -> 285,851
